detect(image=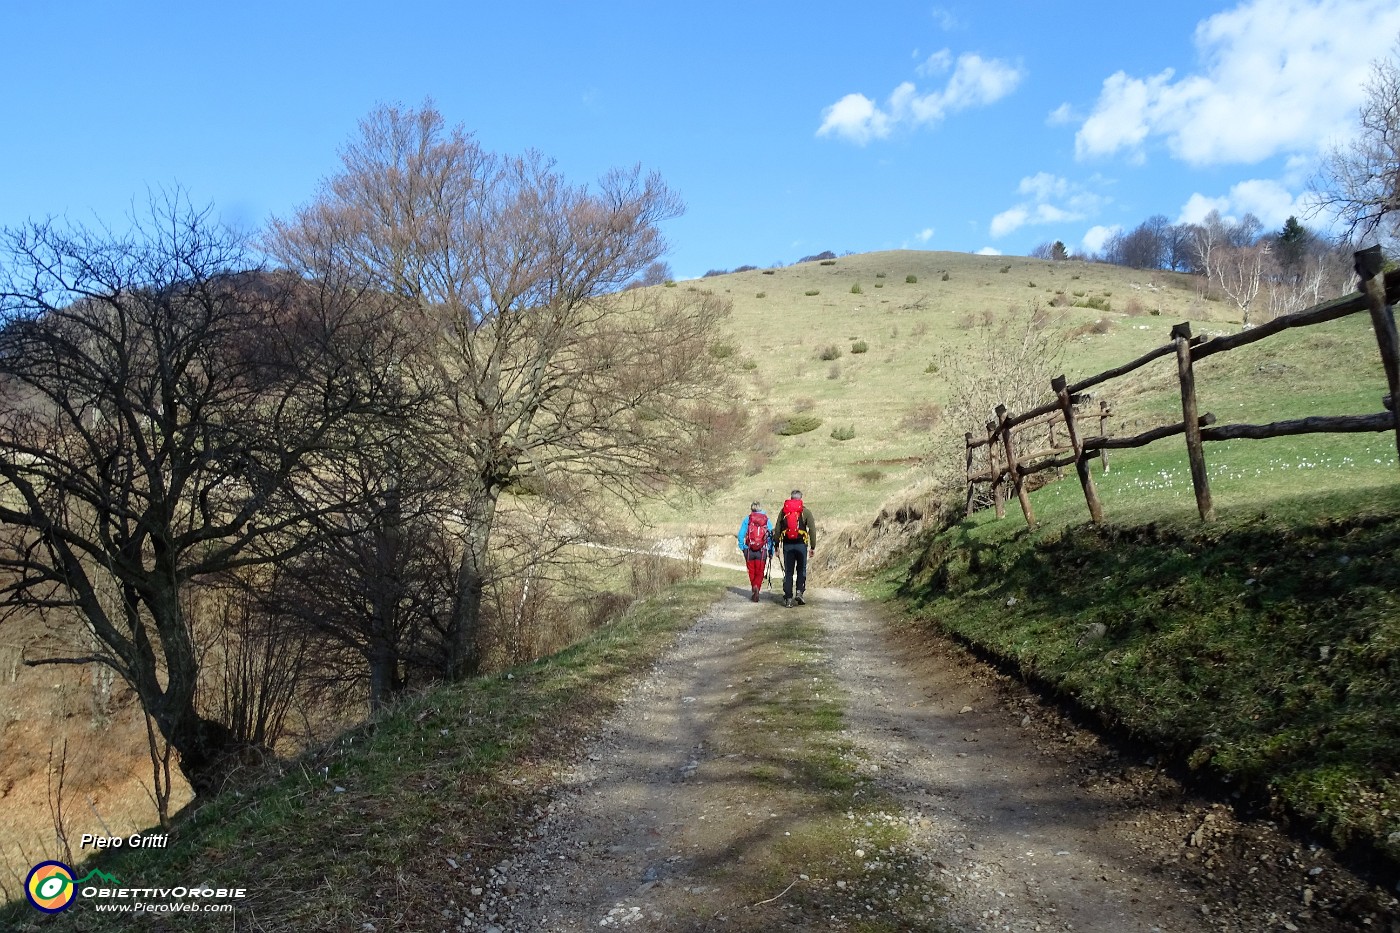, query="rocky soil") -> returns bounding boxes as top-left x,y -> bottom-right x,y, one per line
444,586 -> 1399,933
